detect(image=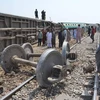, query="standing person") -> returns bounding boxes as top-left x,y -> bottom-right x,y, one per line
70,29 -> 73,38
46,29 -> 52,48
52,28 -> 56,48
42,29 -> 46,46
37,30 -> 43,46
35,9 -> 38,18
65,28 -> 71,42
41,10 -> 45,20
90,26 -> 95,43
73,29 -> 77,39
81,27 -> 84,37
58,29 -> 63,48
88,26 -> 91,36
76,24 -> 82,43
